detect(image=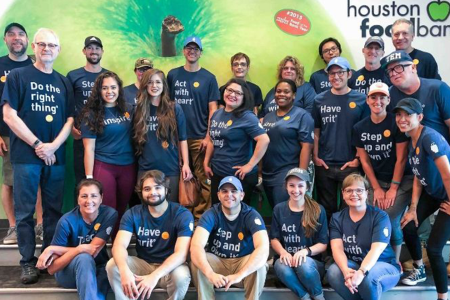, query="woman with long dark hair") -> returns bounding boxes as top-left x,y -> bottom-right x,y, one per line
204,78 -> 269,205
133,69 -> 192,202
80,71 -> 135,236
